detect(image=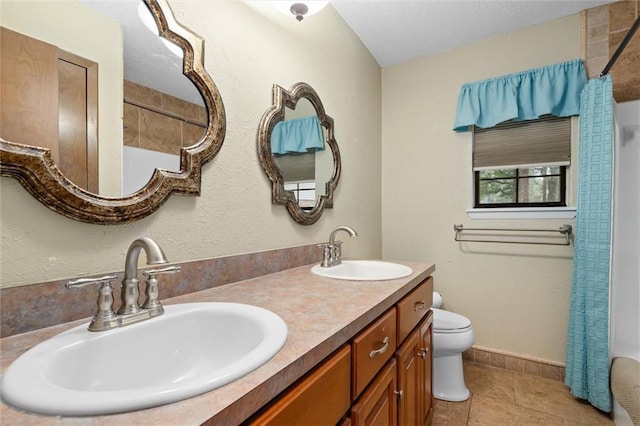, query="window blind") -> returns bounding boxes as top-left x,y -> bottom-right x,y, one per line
473,116 -> 571,171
